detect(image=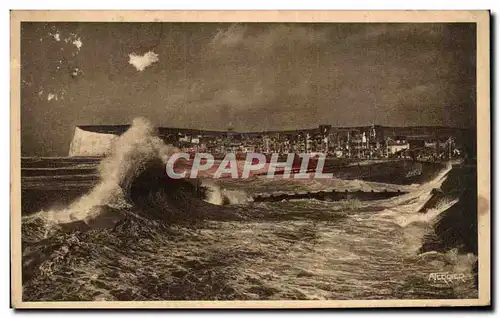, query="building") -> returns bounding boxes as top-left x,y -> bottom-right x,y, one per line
424,141 -> 438,149
386,138 -> 410,157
